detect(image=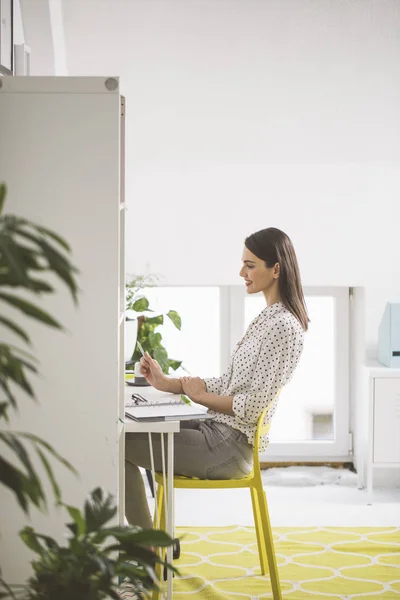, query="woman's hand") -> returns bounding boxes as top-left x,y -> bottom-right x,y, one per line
180,377 -> 206,402
139,353 -> 166,391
